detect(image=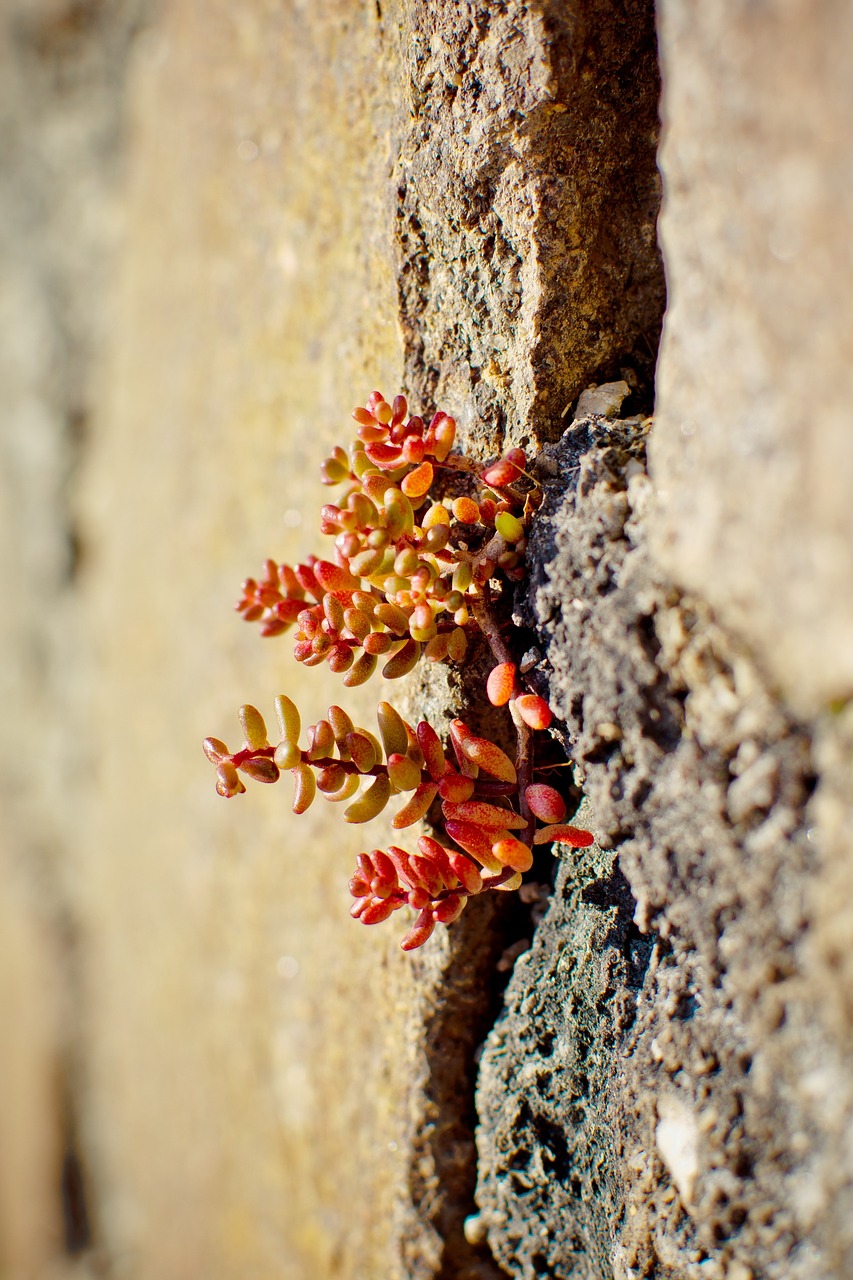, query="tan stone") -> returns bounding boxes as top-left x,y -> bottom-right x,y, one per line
0,854 -> 63,1276
1,0 -> 762,1273
73,4 -> 422,1276
652,0 -> 853,718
